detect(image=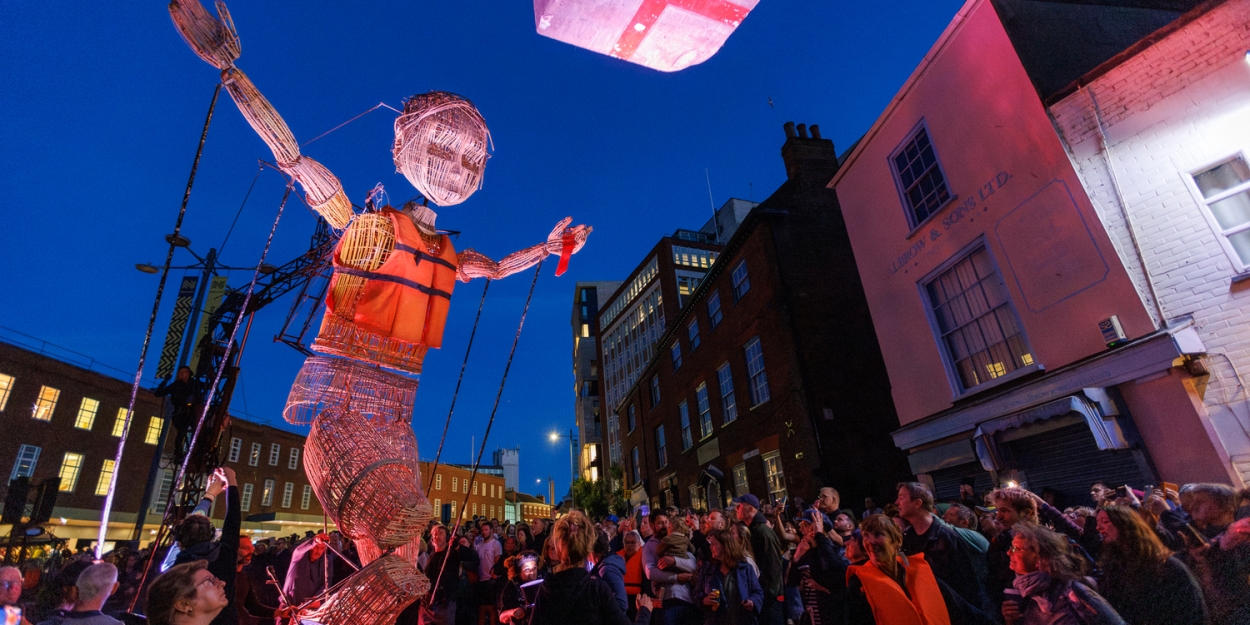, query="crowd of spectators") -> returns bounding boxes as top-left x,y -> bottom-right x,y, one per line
1,469 -> 1247,625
